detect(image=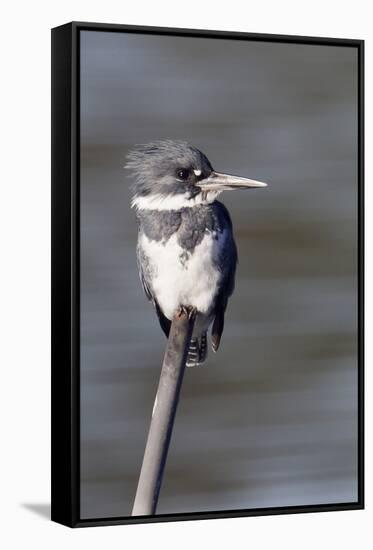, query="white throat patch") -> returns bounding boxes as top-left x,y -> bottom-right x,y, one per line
131,191 -> 221,211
